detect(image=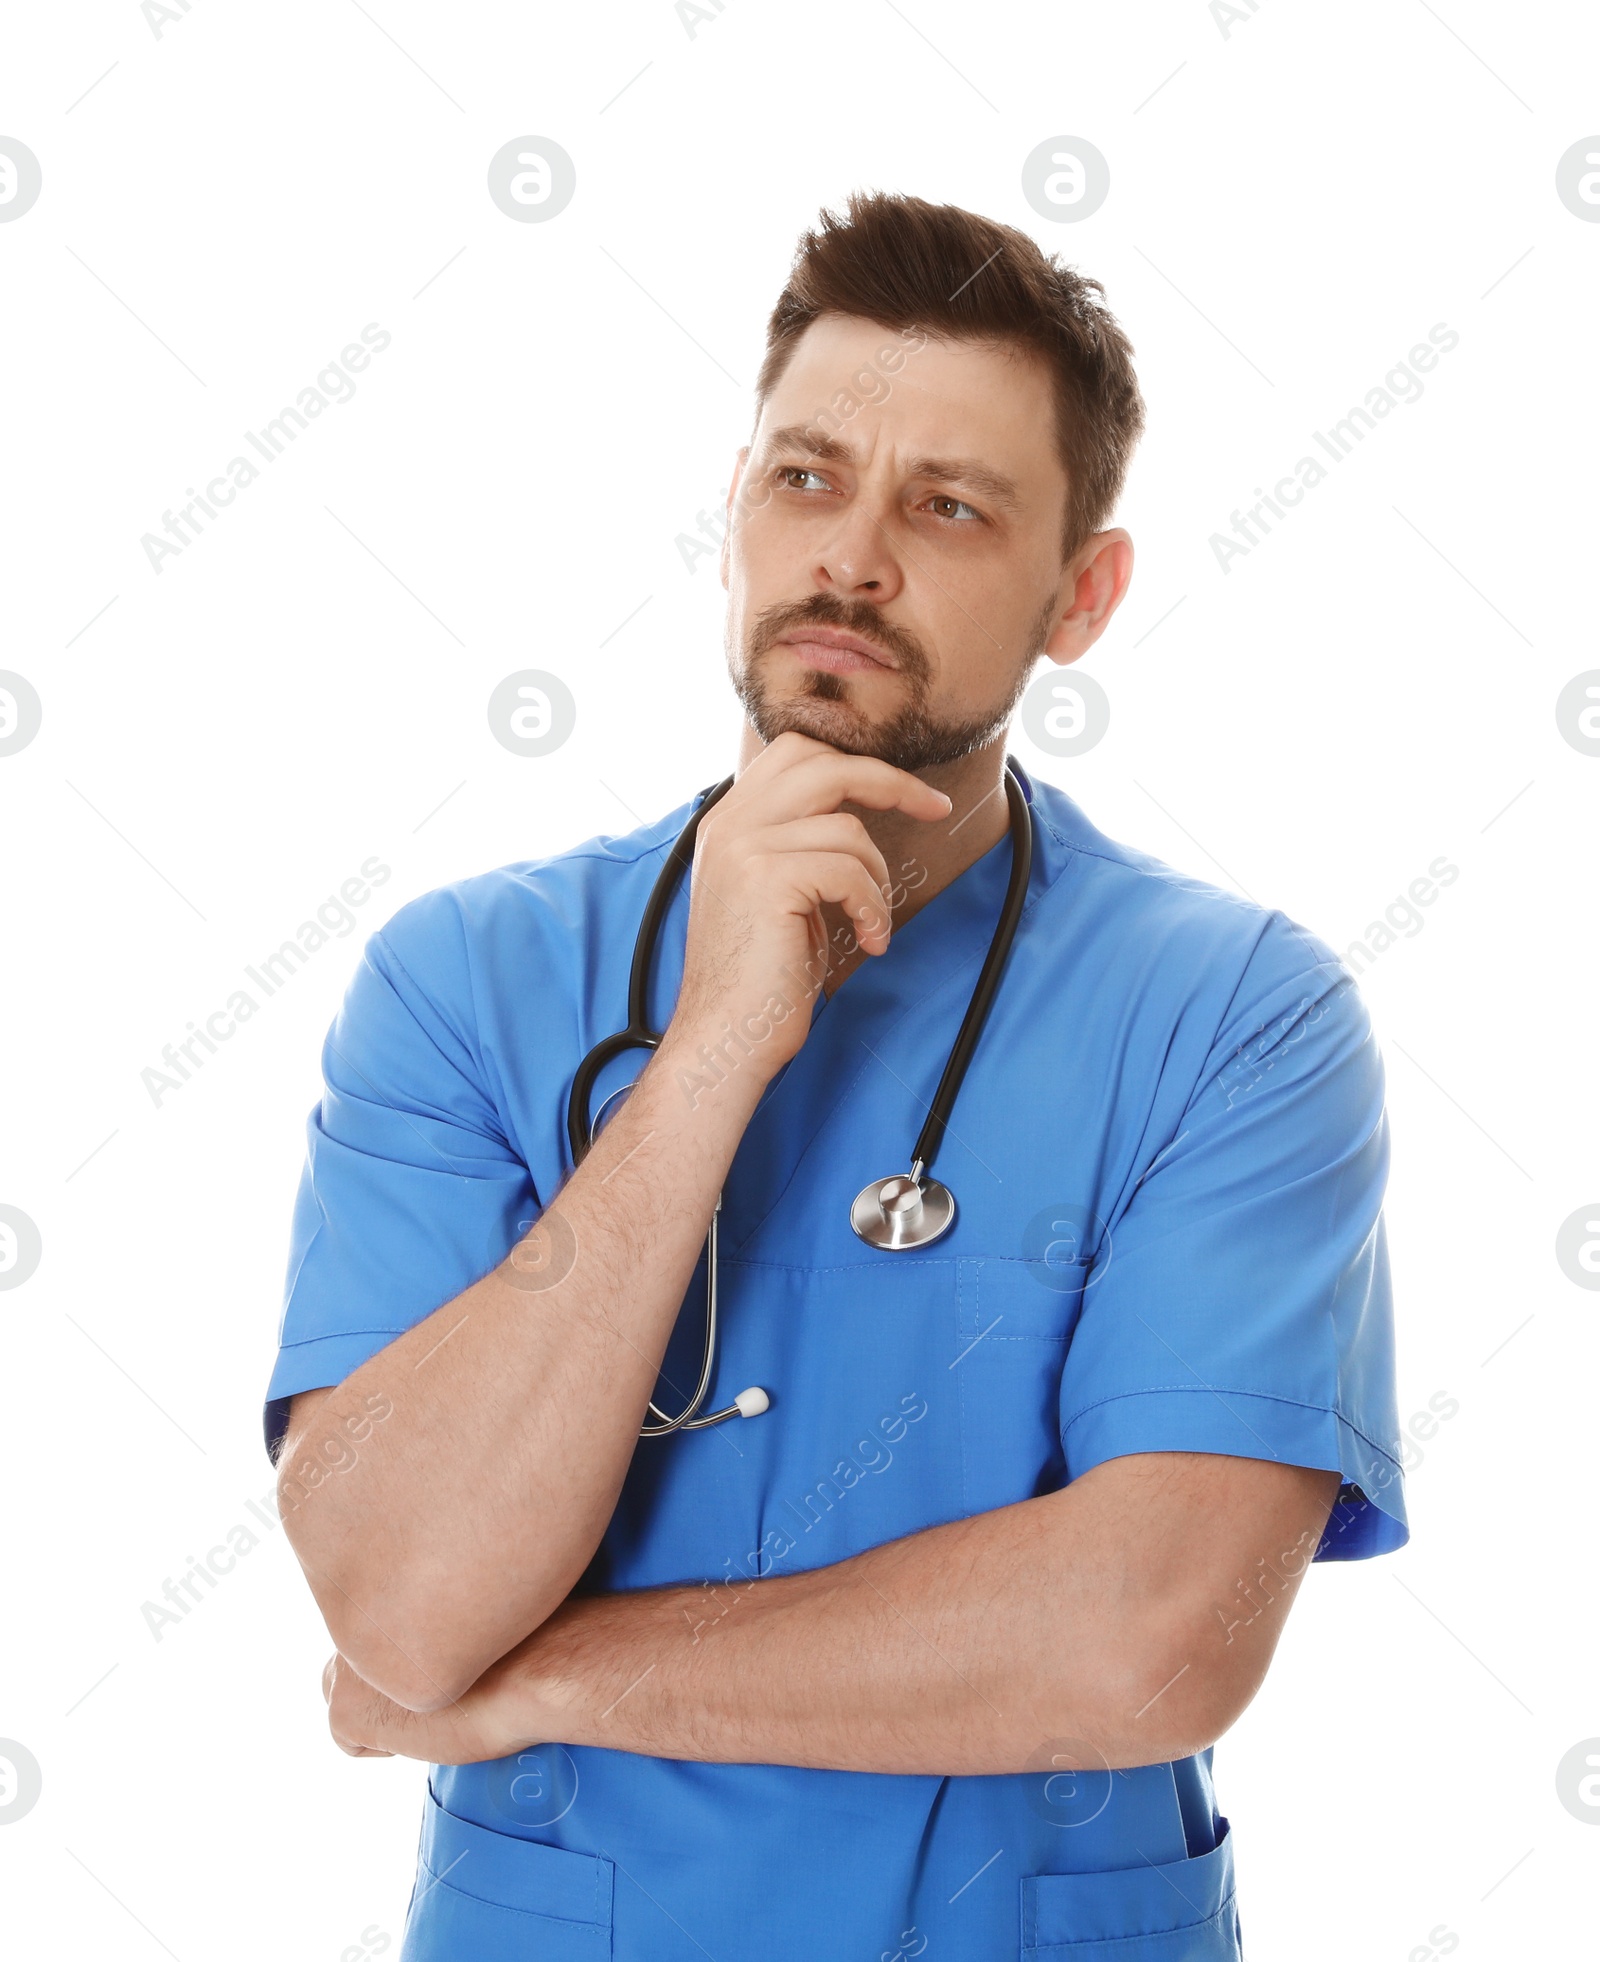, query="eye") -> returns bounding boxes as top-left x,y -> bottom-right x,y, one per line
926,494 -> 982,522
779,466 -> 832,491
